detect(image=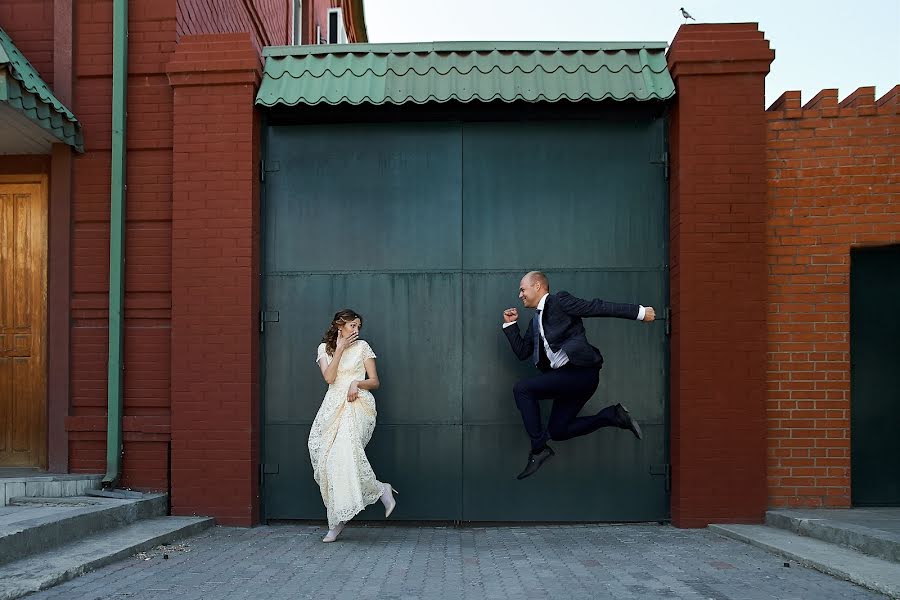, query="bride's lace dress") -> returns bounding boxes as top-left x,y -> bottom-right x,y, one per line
308,340 -> 384,528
